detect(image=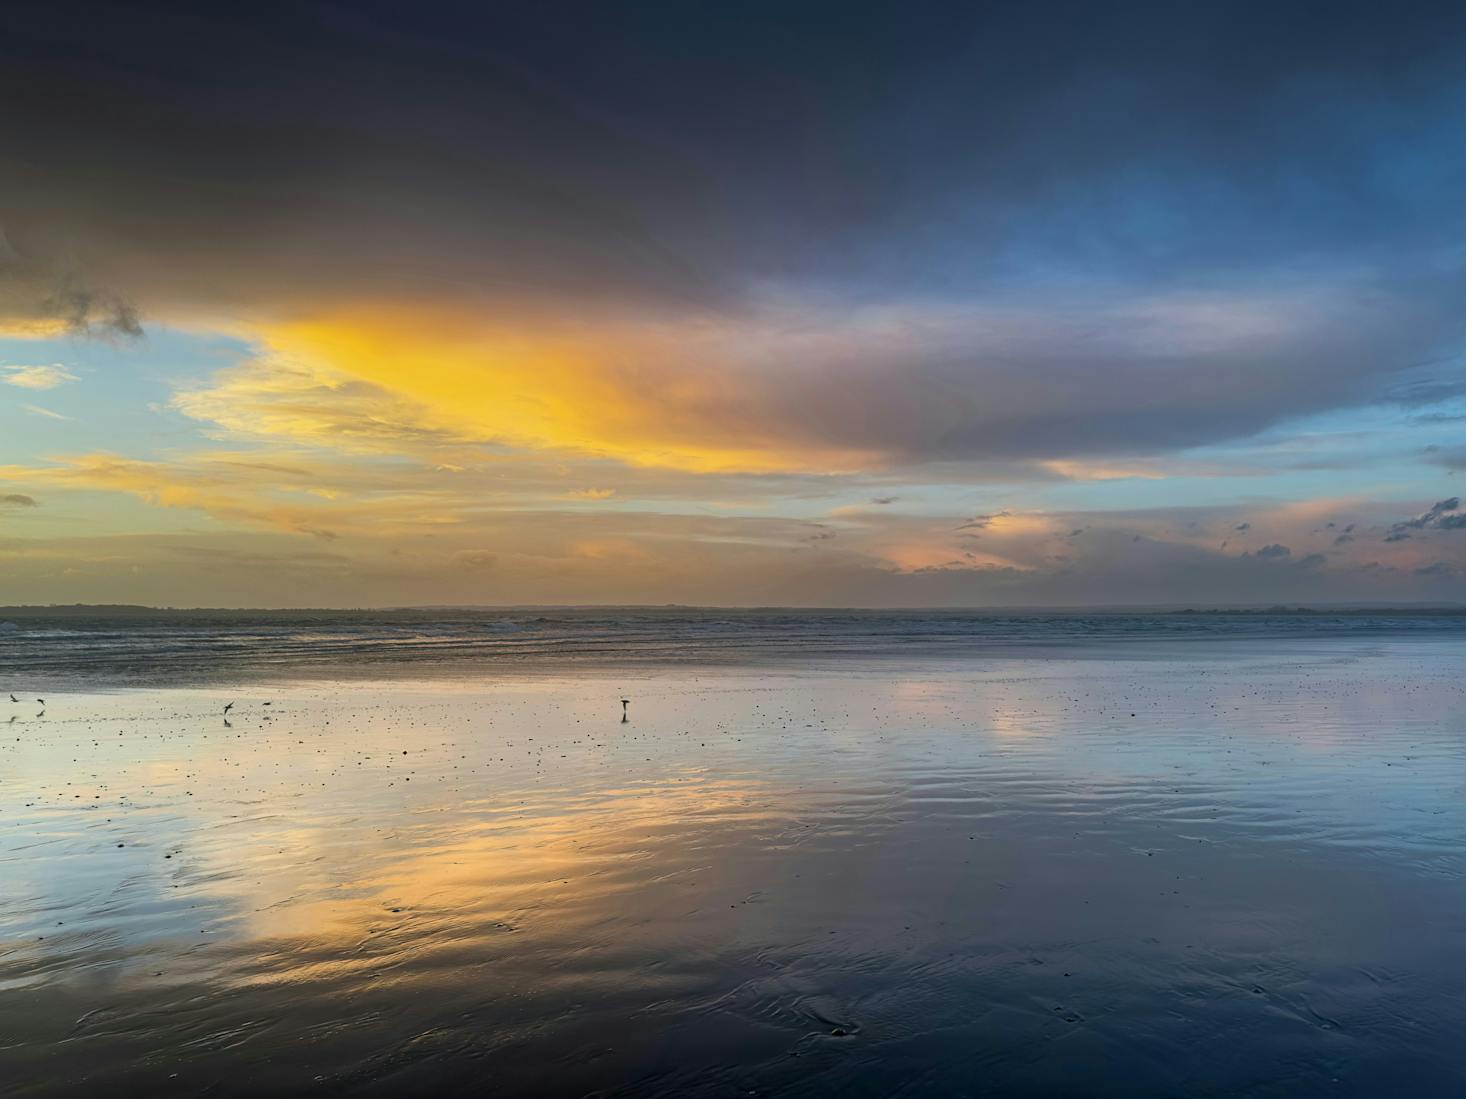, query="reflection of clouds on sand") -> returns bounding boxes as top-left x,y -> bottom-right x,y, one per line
984,701 -> 1040,740
4,651 -> 1466,1097
0,683 -> 796,999
225,776 -> 779,984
